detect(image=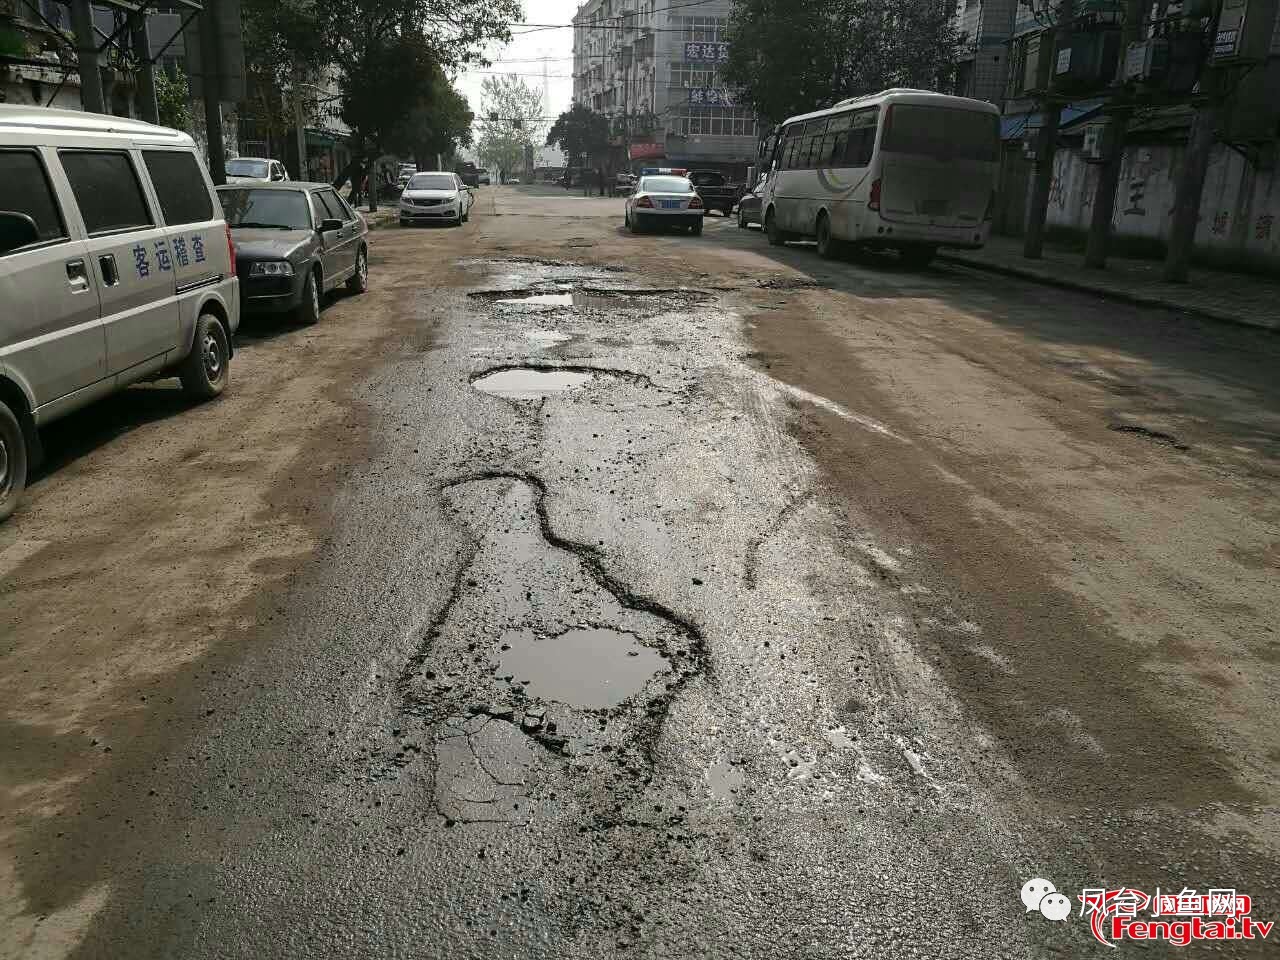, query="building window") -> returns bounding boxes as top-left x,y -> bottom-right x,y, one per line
670,64 -> 722,87
673,107 -> 758,138
674,15 -> 727,43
